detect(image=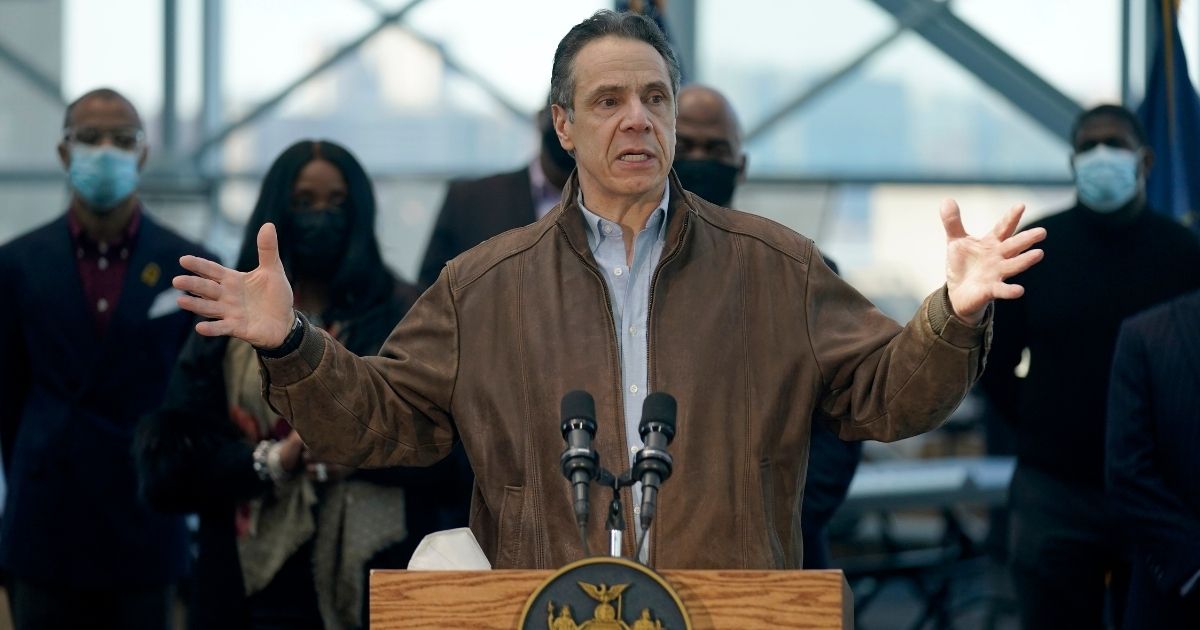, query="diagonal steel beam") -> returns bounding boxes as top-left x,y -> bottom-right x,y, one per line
356,0 -> 529,121
397,25 -> 529,121
868,0 -> 1082,141
0,36 -> 65,108
746,0 -> 947,142
188,0 -> 430,164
